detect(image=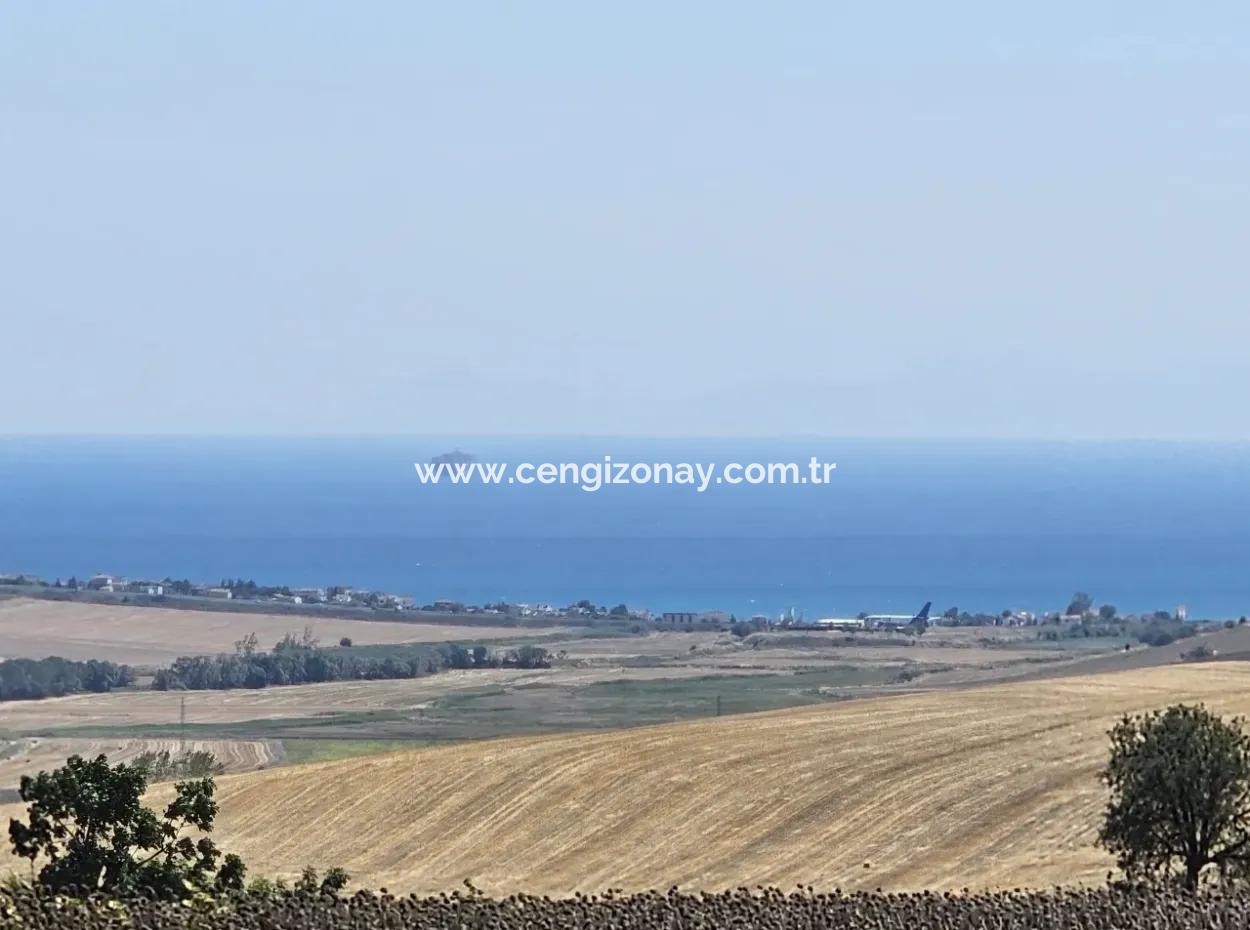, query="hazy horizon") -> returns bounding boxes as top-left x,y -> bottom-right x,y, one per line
8,433 -> 1250,446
